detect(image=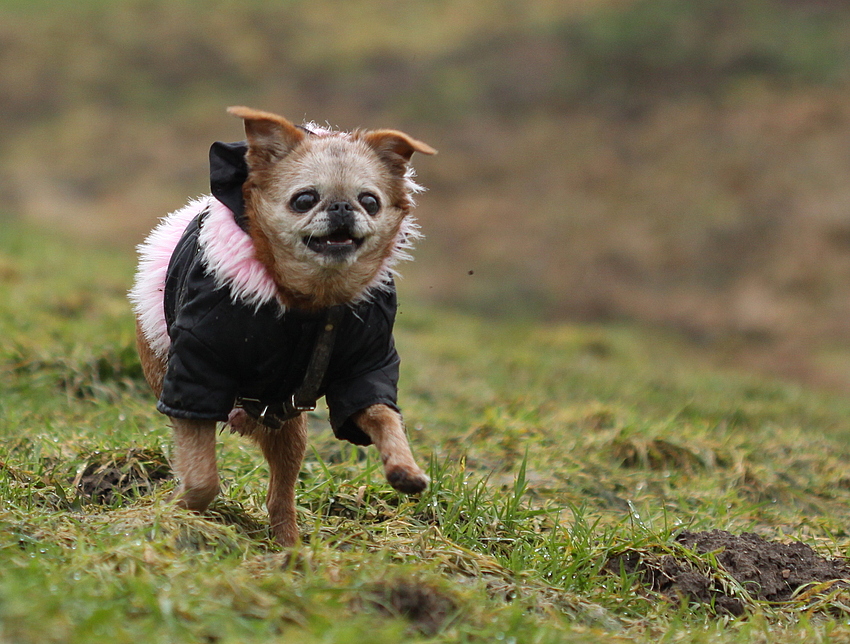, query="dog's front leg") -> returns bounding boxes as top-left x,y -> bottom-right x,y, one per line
252,415 -> 308,546
354,404 -> 429,494
170,418 -> 220,511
